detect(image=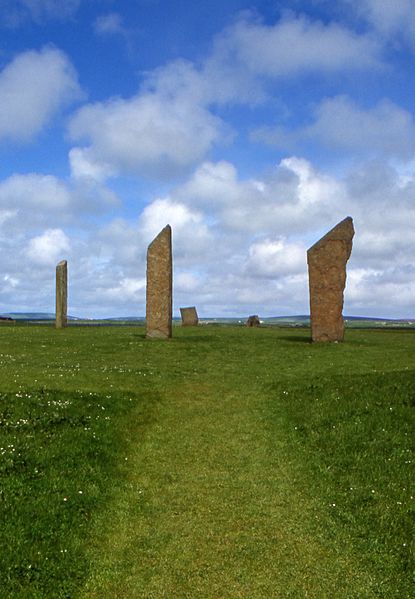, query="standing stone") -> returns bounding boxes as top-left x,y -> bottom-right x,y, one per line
246,315 -> 260,327
307,217 -> 354,342
180,306 -> 199,326
146,225 -> 172,339
55,260 -> 68,329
